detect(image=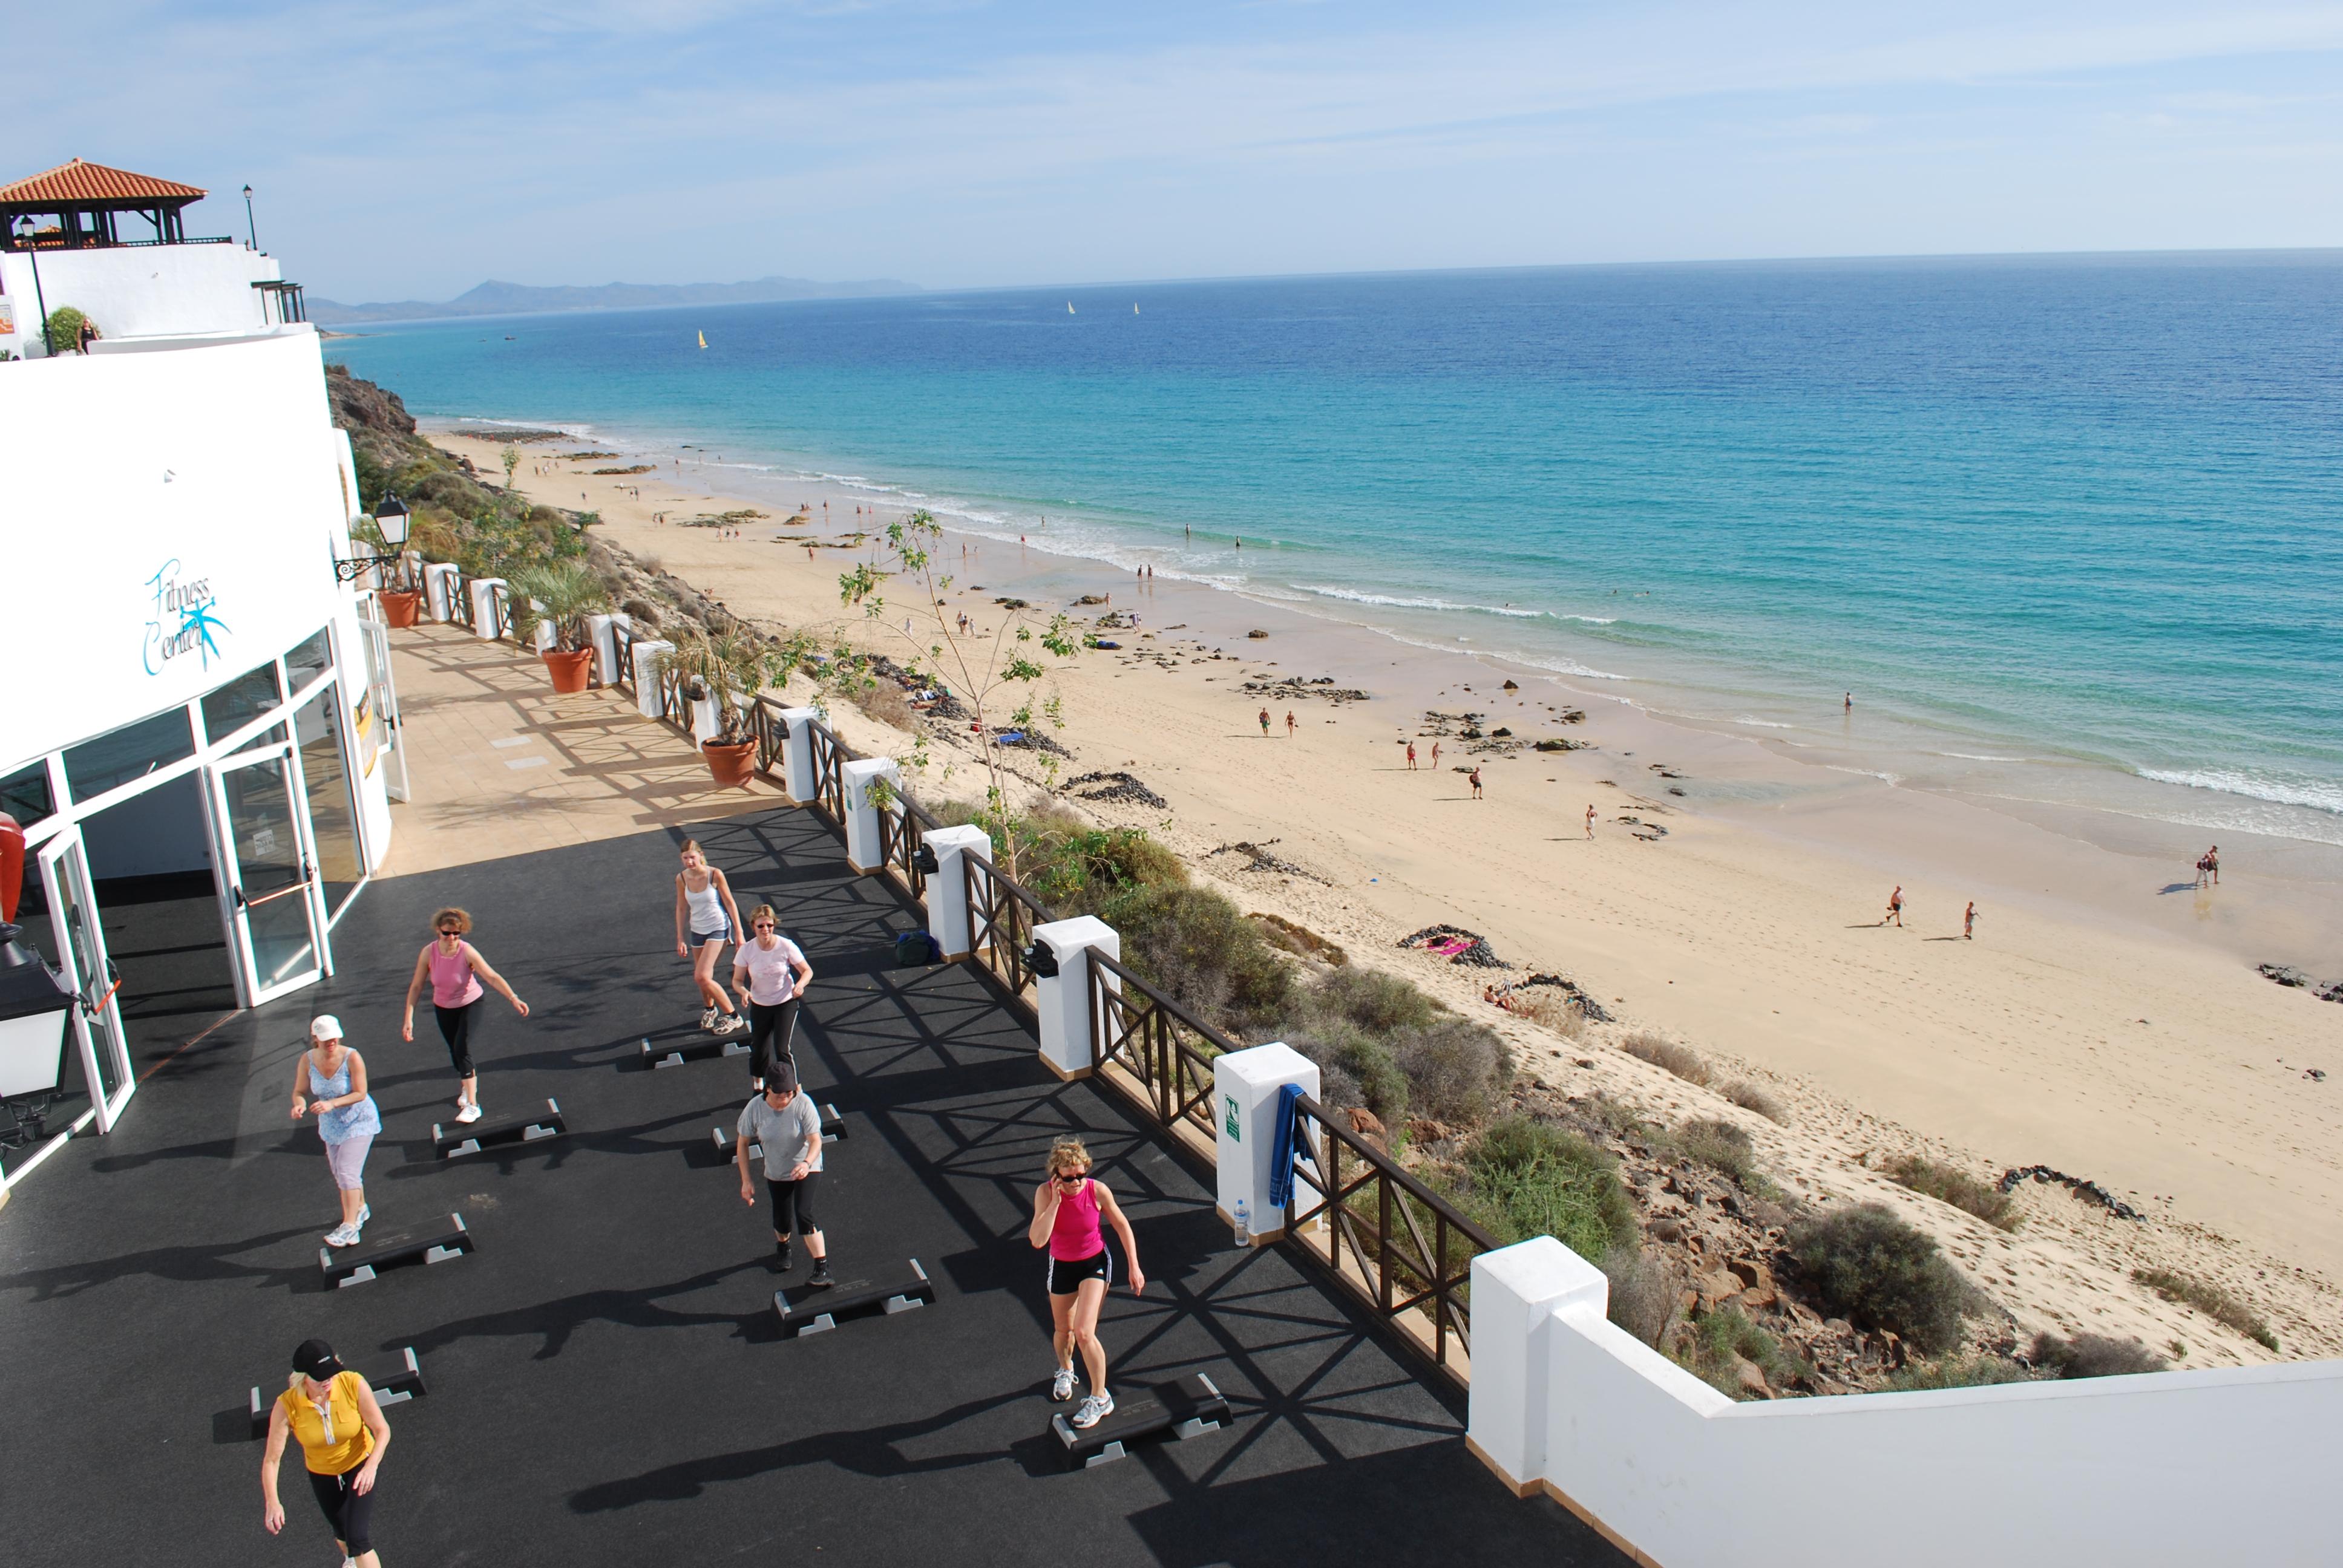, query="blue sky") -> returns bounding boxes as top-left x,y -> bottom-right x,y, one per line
15,1 -> 2343,299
